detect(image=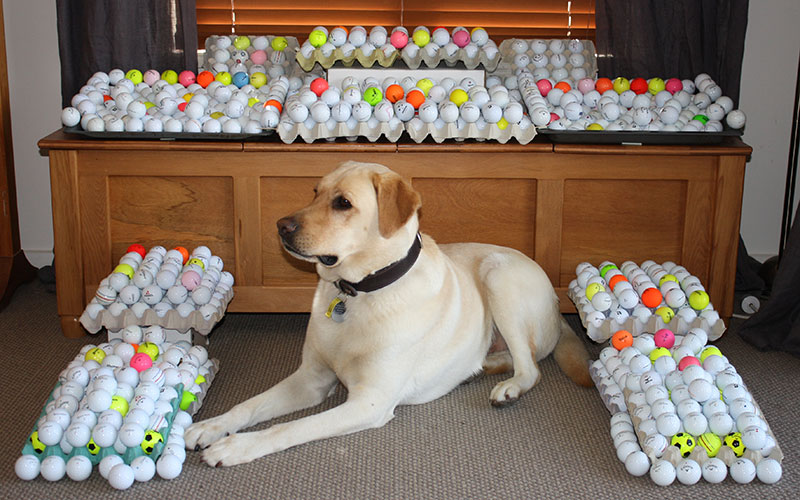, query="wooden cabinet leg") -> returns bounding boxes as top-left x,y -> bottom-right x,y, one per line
60,315 -> 85,338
